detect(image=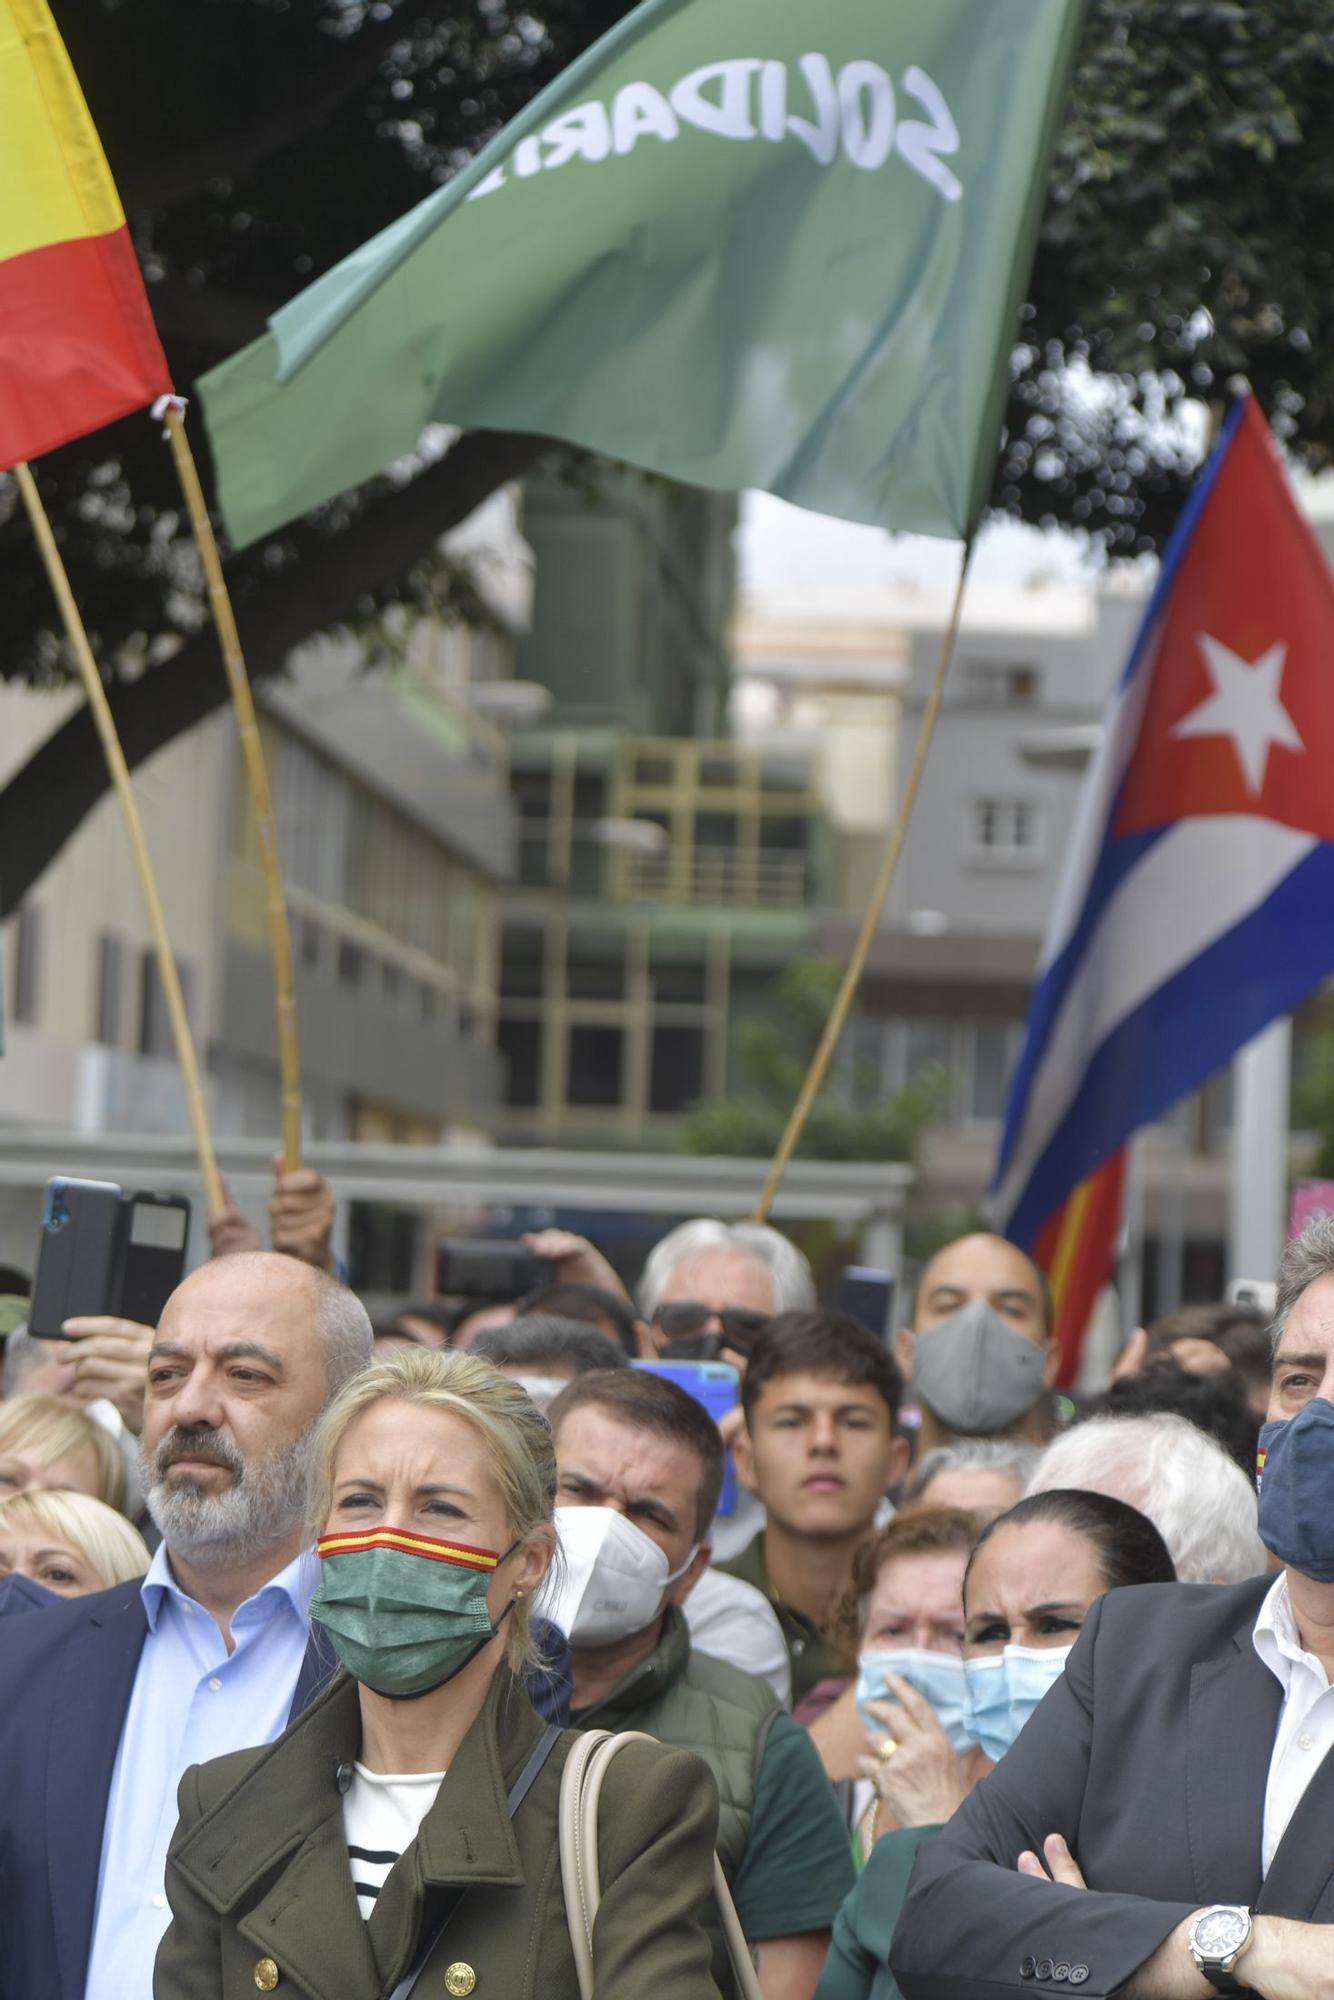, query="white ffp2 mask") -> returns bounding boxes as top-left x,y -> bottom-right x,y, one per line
540,1505 -> 696,1646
